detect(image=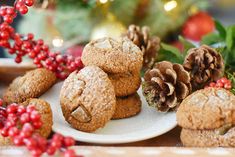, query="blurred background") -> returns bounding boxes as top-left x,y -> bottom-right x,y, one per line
0,0 -> 235,58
